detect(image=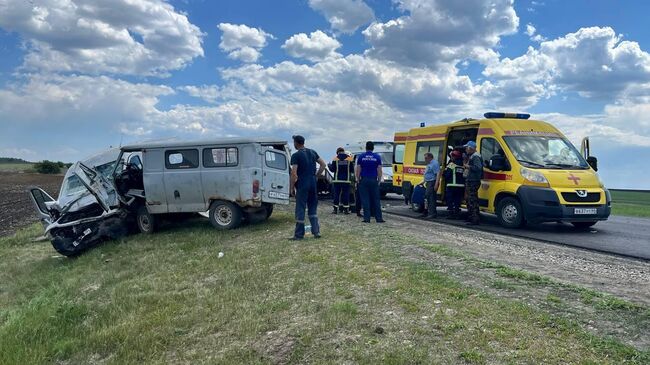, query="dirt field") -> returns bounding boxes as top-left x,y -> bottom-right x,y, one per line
0,172 -> 63,237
